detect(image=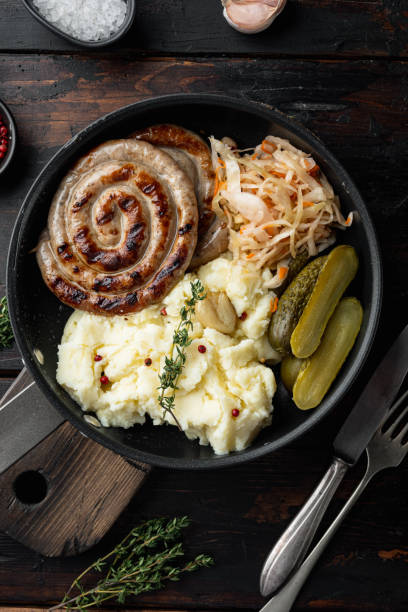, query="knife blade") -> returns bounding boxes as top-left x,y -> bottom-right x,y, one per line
333,321 -> 408,465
